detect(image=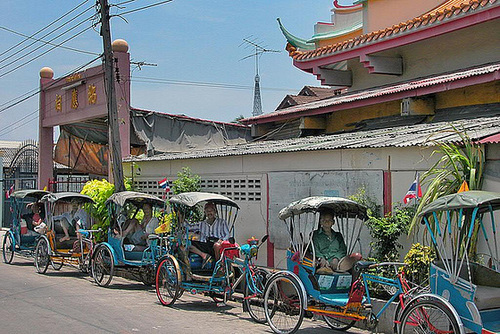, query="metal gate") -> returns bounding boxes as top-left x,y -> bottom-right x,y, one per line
1,140 -> 39,227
